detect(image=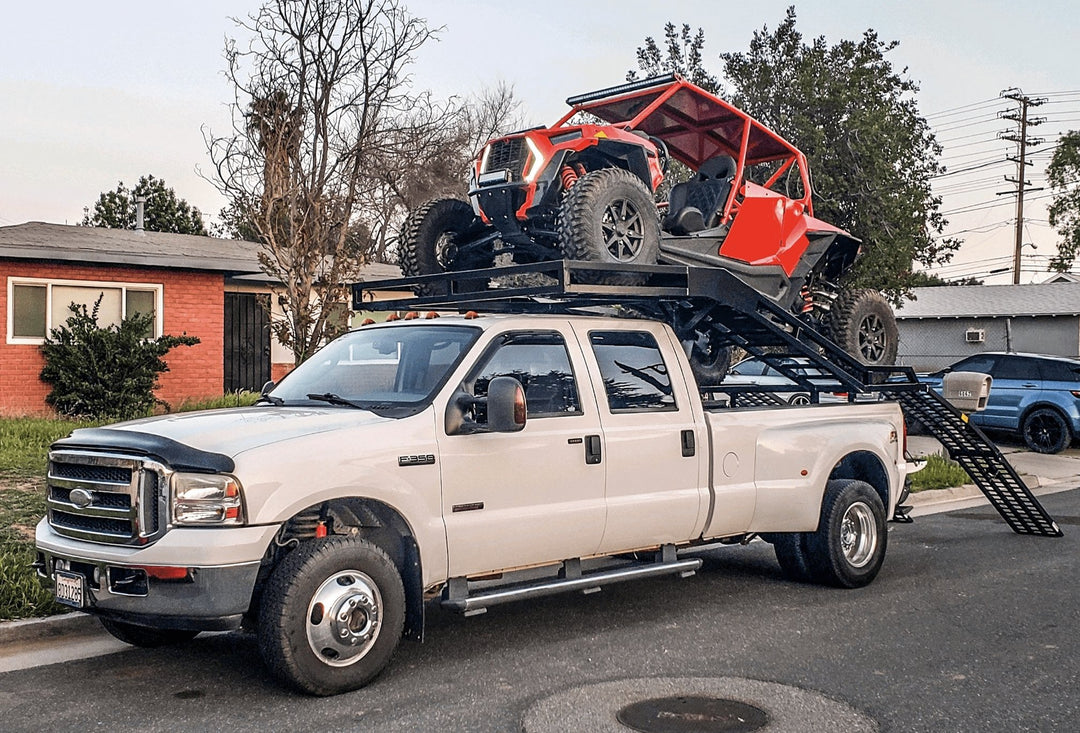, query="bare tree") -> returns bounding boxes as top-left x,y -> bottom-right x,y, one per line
206,0 -> 435,364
